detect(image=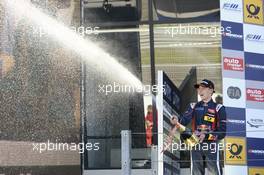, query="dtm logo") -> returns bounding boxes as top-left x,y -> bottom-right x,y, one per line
229,143 -> 243,159
246,34 -> 264,42
246,4 -> 261,19
227,86 -> 241,99
247,119 -> 264,128
223,3 -> 241,11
